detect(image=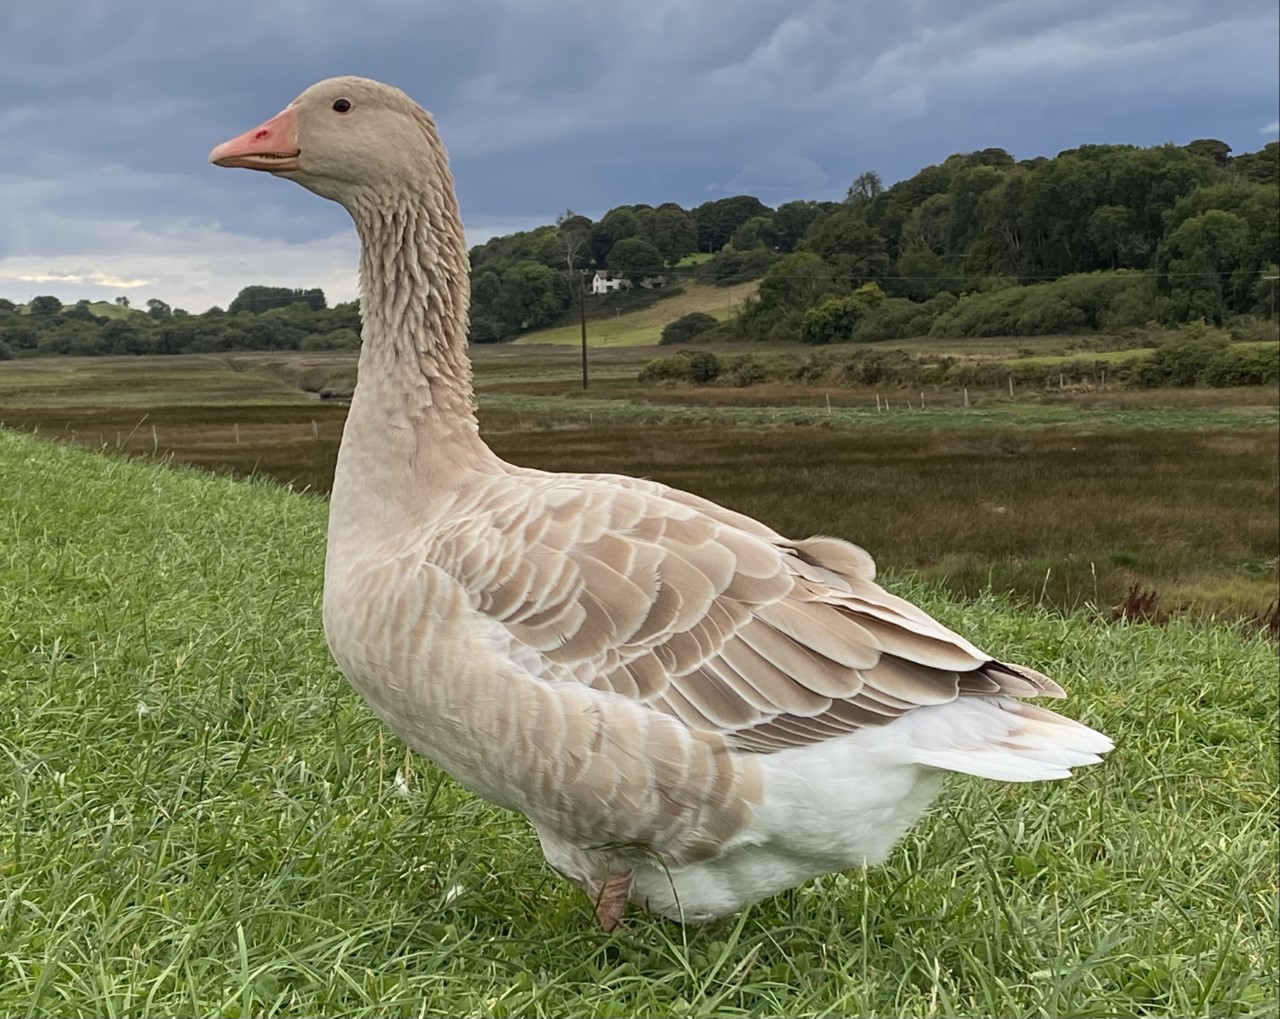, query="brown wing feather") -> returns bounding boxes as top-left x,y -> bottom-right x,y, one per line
430,472 -> 1063,755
